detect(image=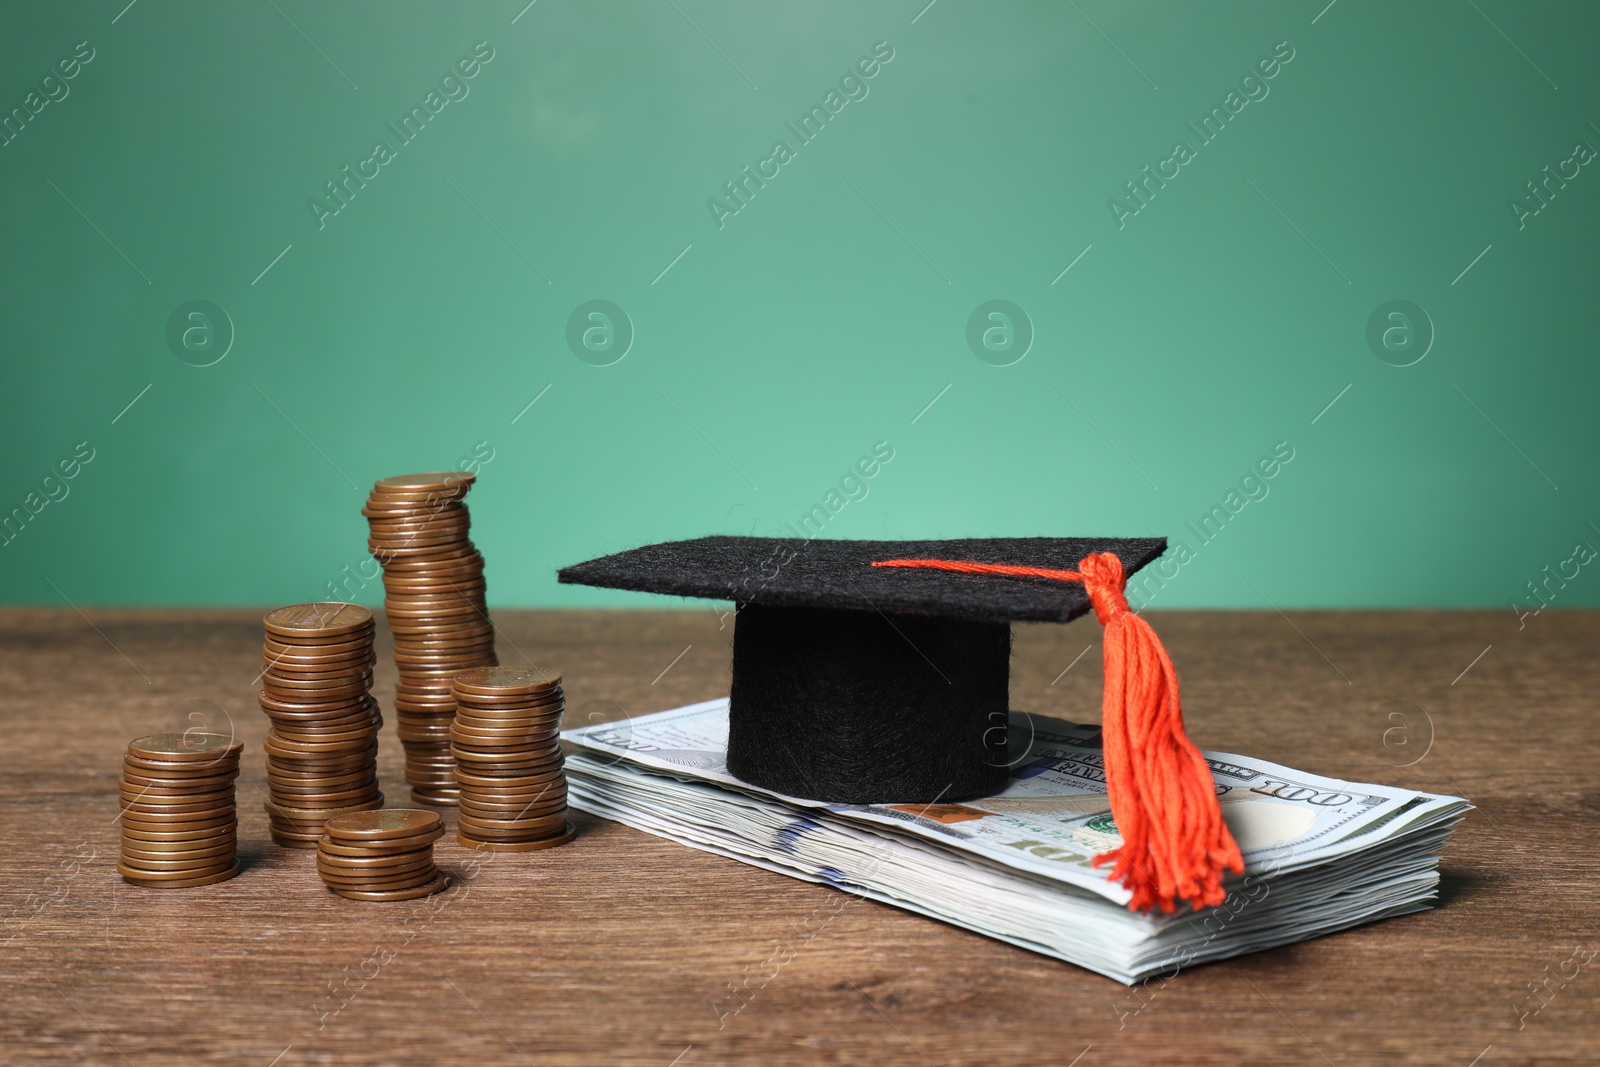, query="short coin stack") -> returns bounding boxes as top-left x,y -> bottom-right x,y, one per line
316,809 -> 449,901
451,667 -> 576,851
119,733 -> 243,888
363,472 -> 498,806
260,602 -> 384,848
